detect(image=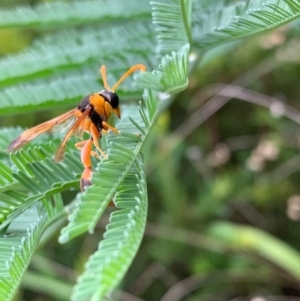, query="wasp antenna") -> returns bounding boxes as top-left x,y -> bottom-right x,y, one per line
100,65 -> 112,91
112,64 -> 146,91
